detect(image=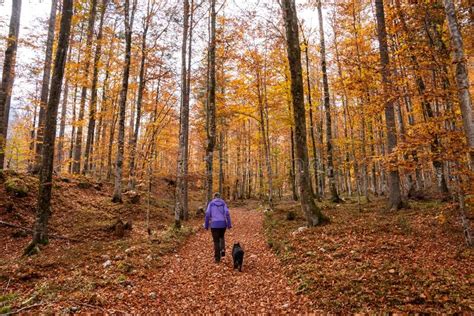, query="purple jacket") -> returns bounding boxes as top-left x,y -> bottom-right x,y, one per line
204,198 -> 232,229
